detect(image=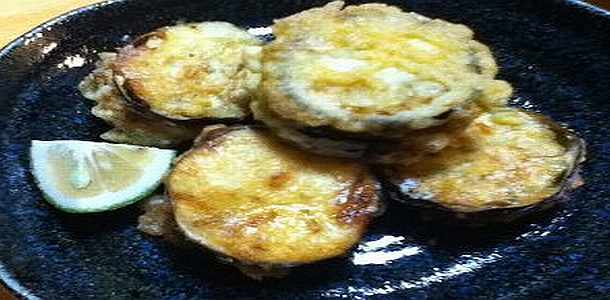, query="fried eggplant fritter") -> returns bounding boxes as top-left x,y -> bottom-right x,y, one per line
113,22 -> 262,120
79,22 -> 263,146
379,108 -> 584,214
255,1 -> 510,142
78,53 -> 200,147
166,125 -> 380,265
